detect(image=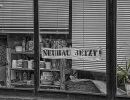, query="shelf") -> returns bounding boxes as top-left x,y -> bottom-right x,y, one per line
8,35 -> 69,91
11,68 -> 60,71
40,68 -> 60,72
11,82 -> 34,88
11,82 -> 34,86
11,68 -> 34,71
40,84 -> 60,88
11,51 -> 34,55
11,80 -> 34,85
